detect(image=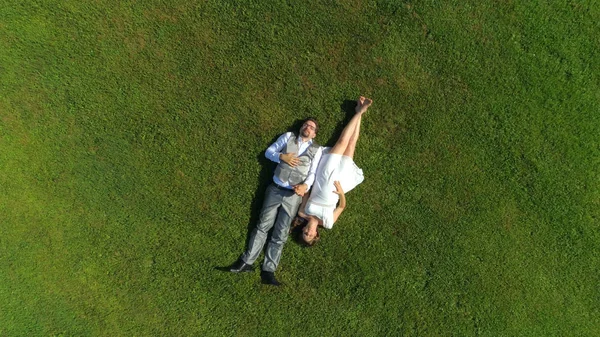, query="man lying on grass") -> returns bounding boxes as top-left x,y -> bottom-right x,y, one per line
225,117 -> 323,286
